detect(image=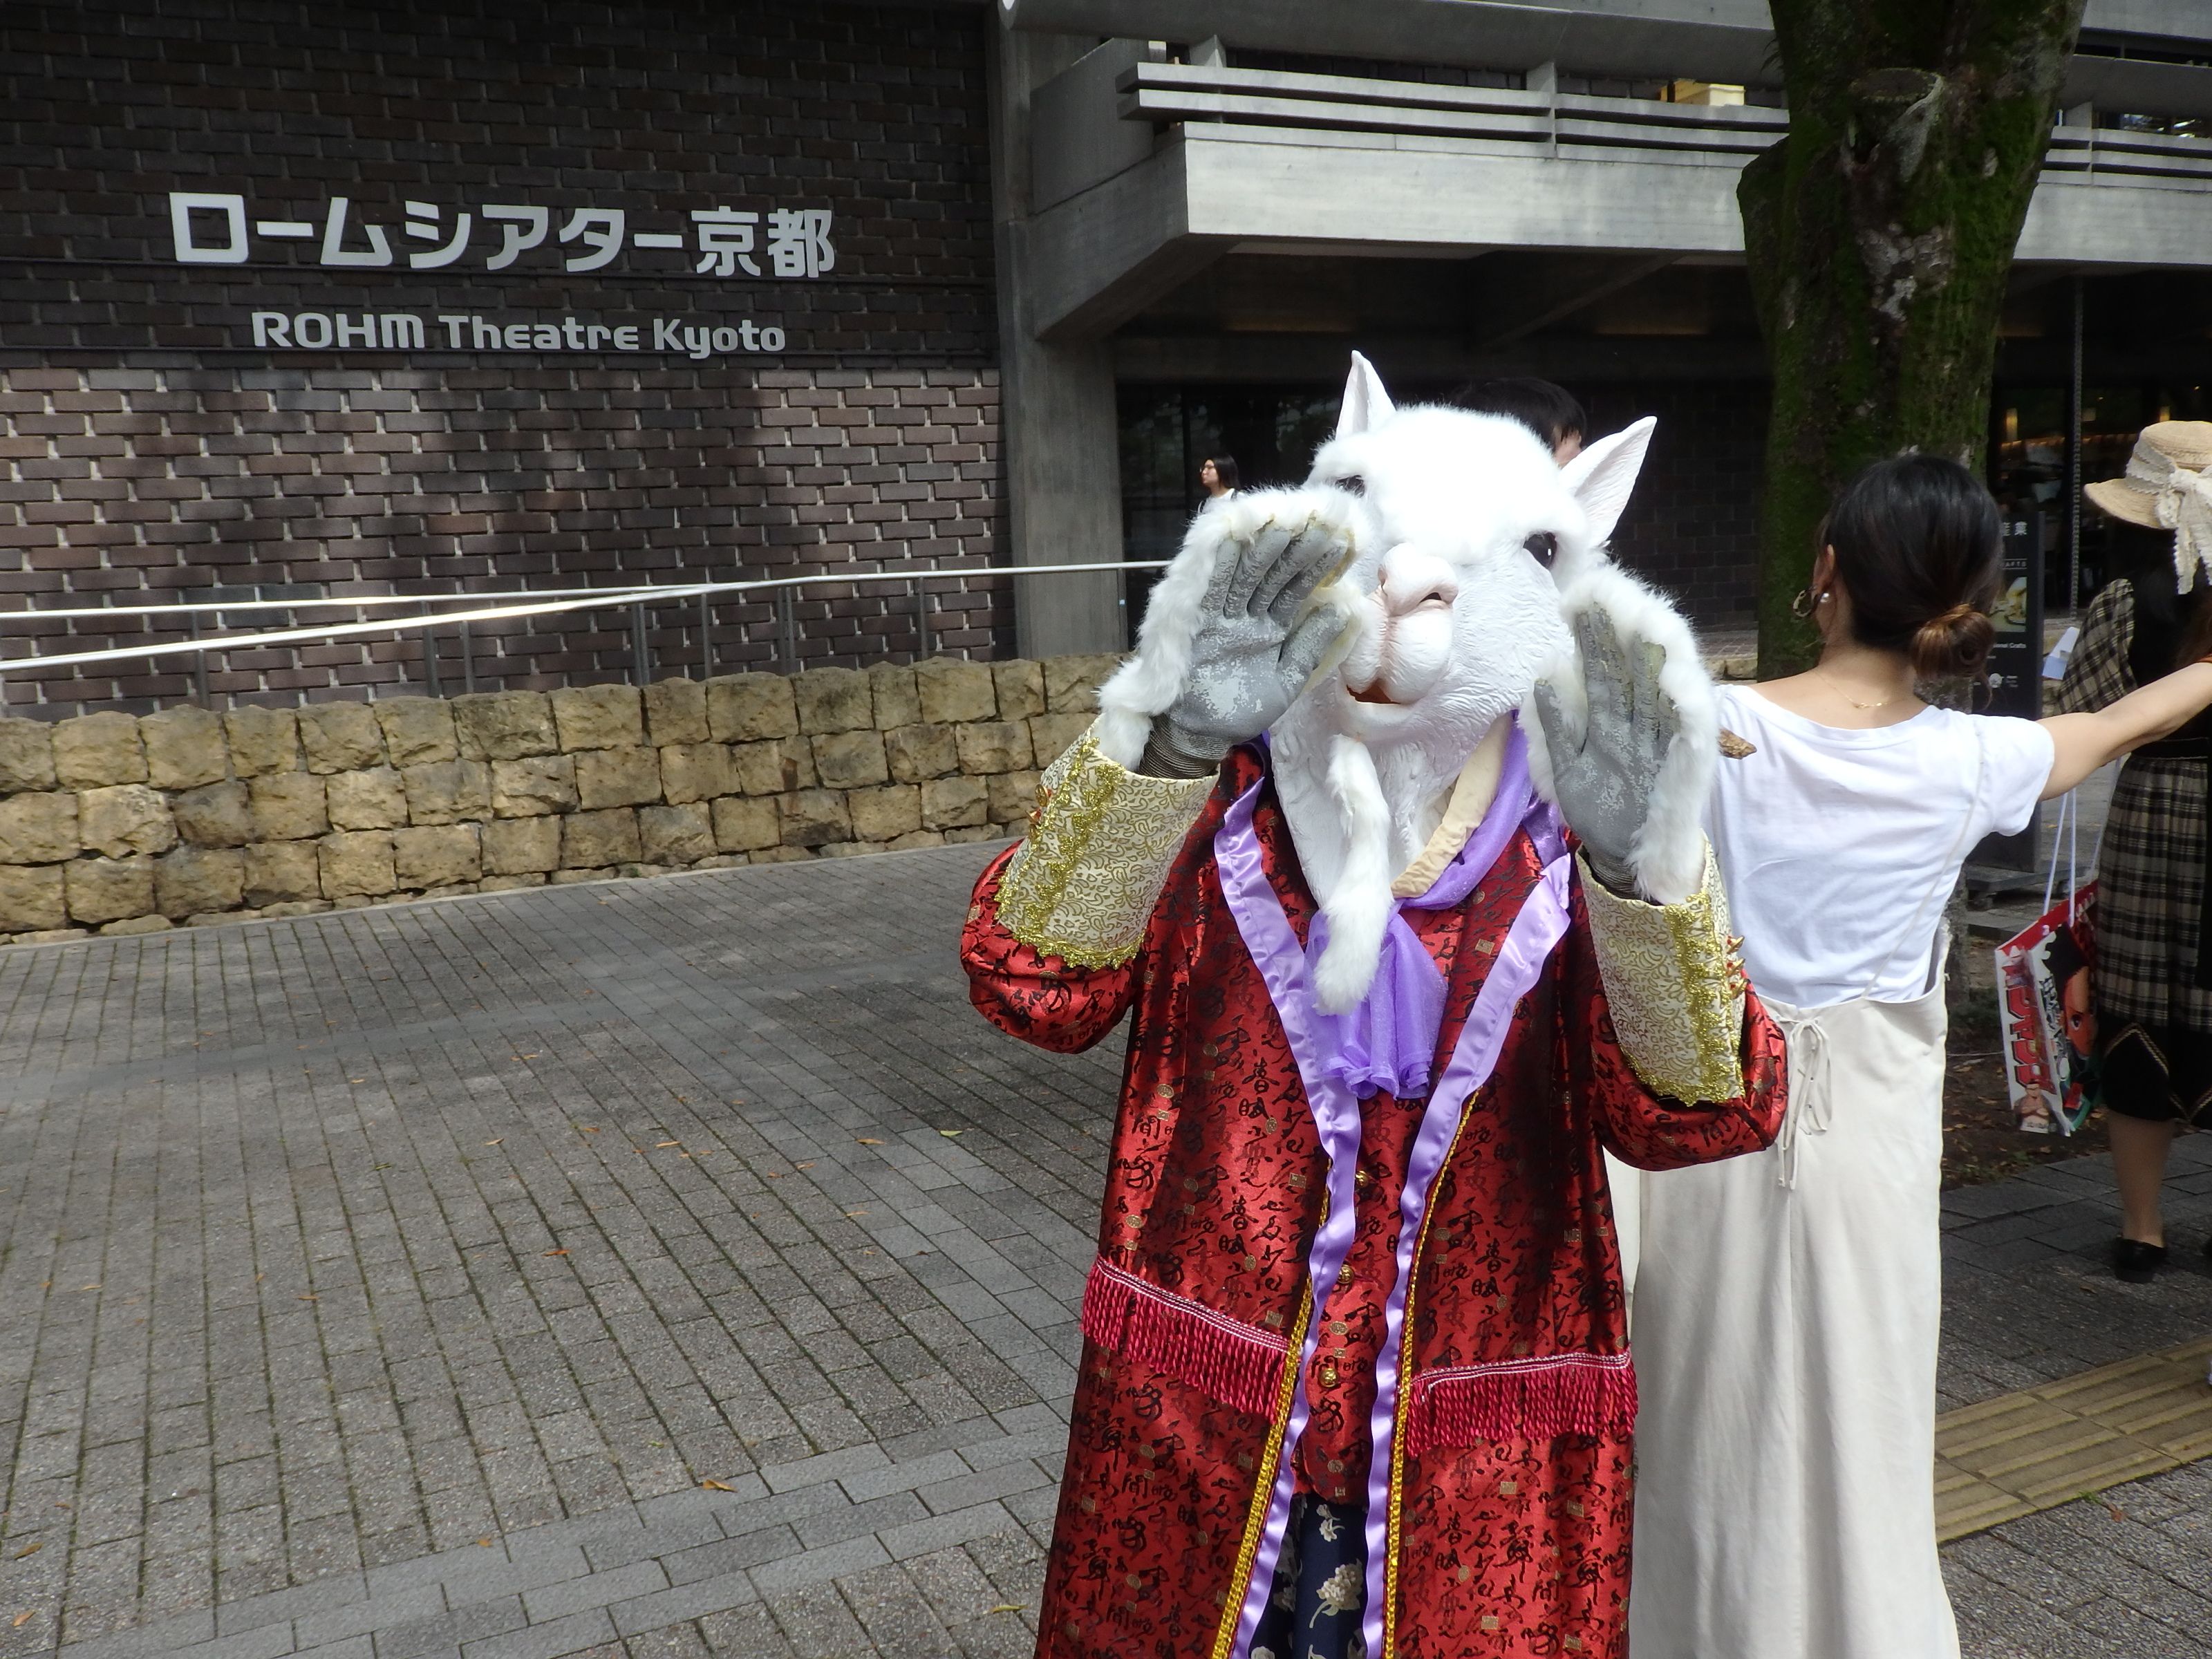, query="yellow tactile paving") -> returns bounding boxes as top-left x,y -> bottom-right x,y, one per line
1934,1334 -> 2212,1541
